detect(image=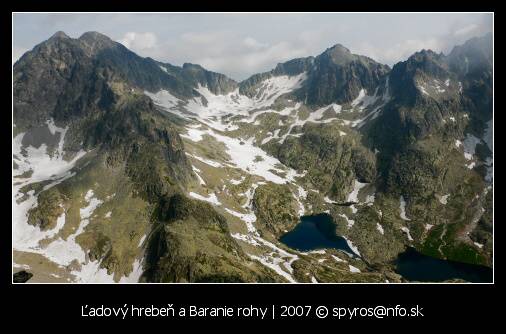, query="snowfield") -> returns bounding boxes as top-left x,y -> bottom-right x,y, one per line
12,120 -> 144,283
143,74 -> 391,282
13,121 -> 86,253
183,126 -> 305,184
